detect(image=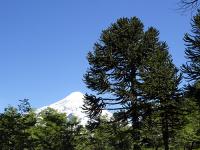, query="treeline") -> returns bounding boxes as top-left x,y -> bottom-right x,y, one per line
0,92 -> 199,150
0,100 -> 80,150
0,100 -> 151,150
1,5 -> 200,150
